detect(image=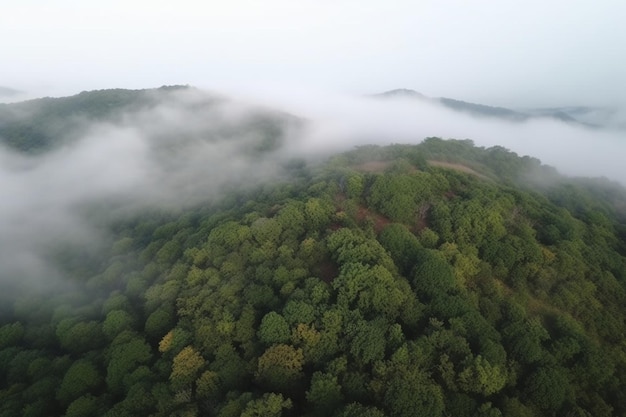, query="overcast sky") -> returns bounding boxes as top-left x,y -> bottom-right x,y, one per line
2,0 -> 624,107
